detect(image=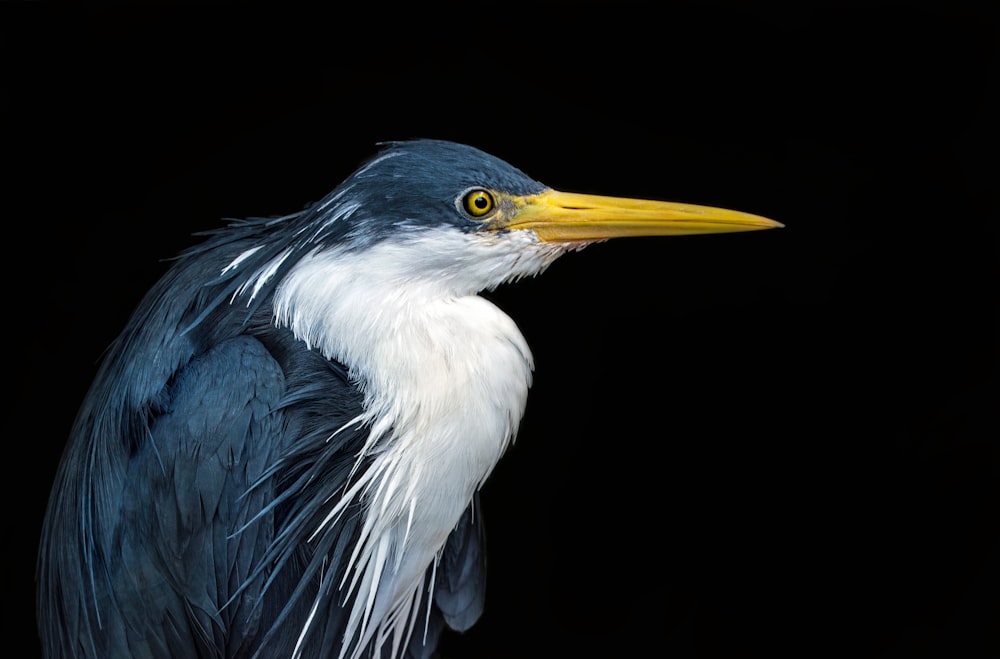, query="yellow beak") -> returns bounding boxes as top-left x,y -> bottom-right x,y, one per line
504,189 -> 782,242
